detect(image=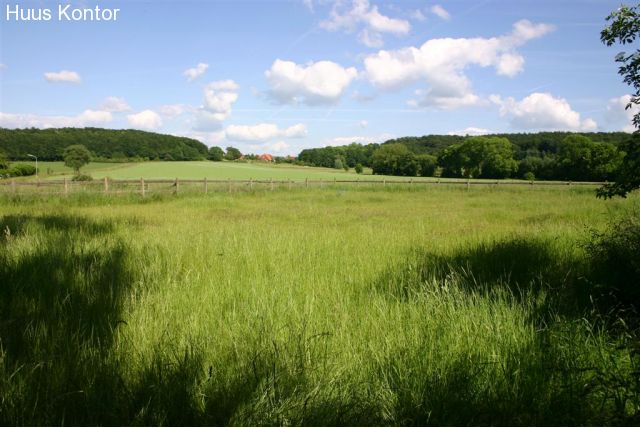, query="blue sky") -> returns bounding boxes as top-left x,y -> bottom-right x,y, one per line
0,0 -> 636,155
